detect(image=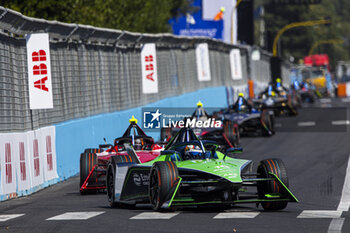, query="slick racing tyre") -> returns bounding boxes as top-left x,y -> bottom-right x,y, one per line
107,155 -> 138,208
257,158 -> 289,211
149,161 -> 179,211
84,148 -> 101,154
223,120 -> 240,147
80,152 -> 98,194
